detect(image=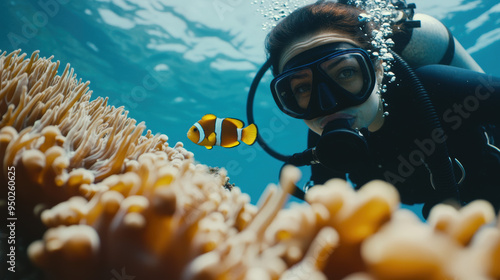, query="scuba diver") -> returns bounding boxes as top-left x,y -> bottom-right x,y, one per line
248,0 -> 500,217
